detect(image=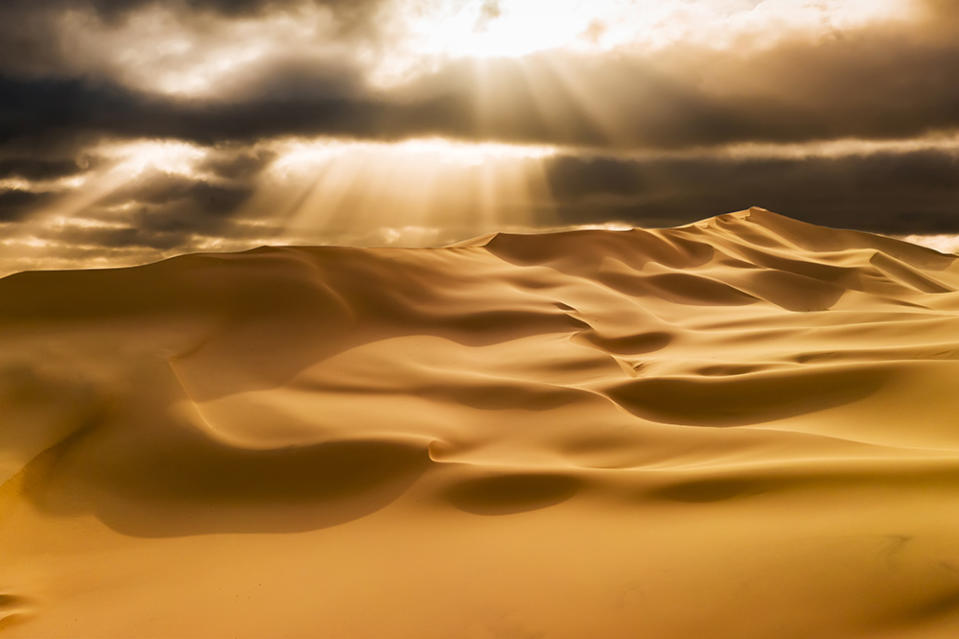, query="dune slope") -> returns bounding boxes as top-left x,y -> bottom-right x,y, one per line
3,208 -> 959,637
